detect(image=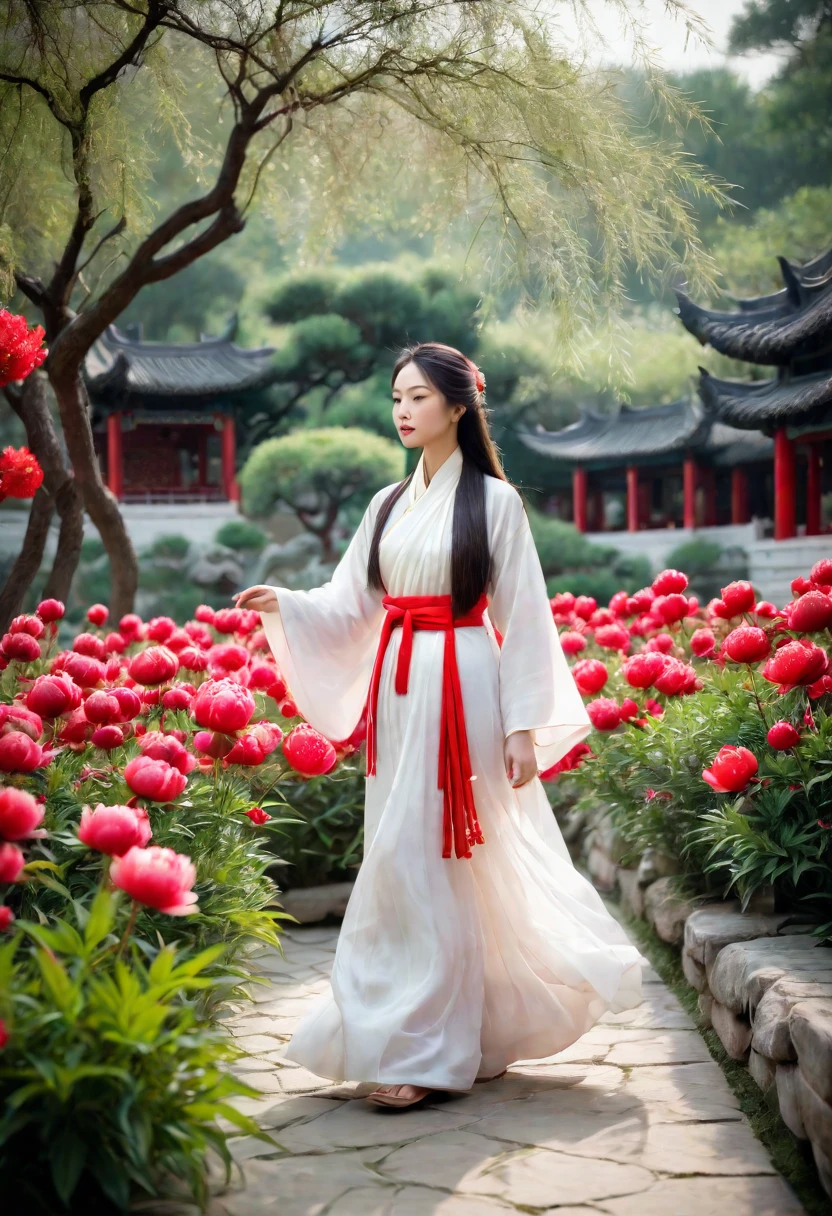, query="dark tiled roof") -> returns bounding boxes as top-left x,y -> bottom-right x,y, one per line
518,399 -> 707,466
518,398 -> 774,467
675,246 -> 832,365
85,319 -> 277,400
698,367 -> 832,431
